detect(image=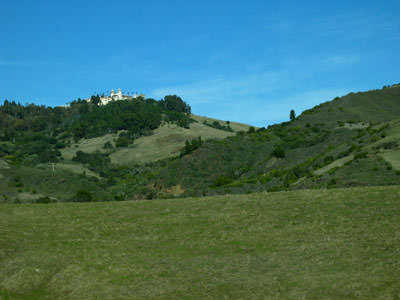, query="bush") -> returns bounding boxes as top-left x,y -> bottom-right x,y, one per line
35,196 -> 57,204
354,152 -> 368,160
74,190 -> 93,202
103,141 -> 113,149
181,137 -> 203,156
212,175 -> 233,187
271,146 -> 285,158
72,150 -> 111,174
116,136 -> 130,147
327,178 -> 337,188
